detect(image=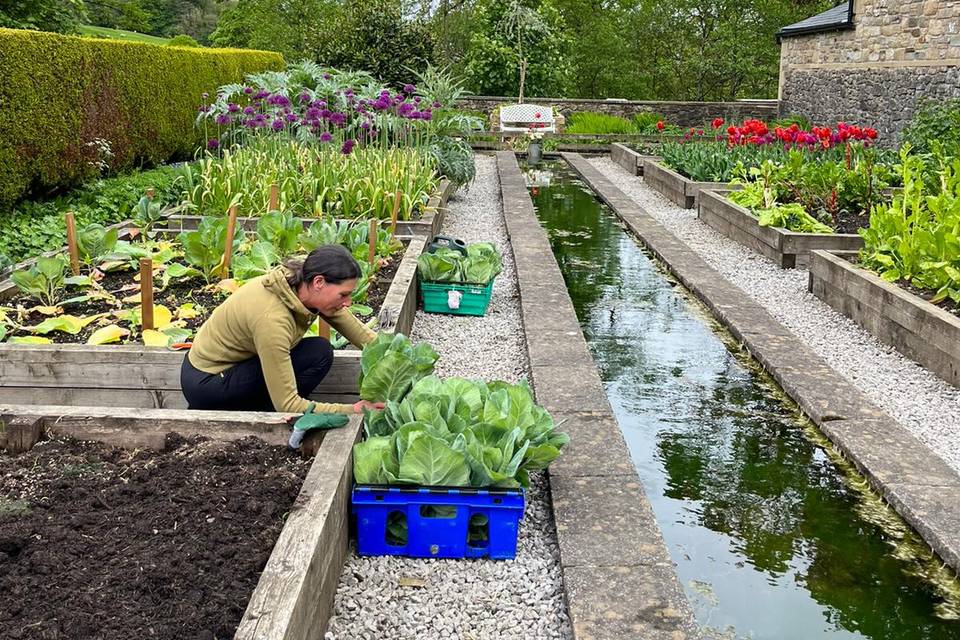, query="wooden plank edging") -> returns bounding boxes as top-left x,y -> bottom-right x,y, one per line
236,416 -> 361,640
698,190 -> 864,269
642,159 -> 739,209
808,250 -> 960,387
